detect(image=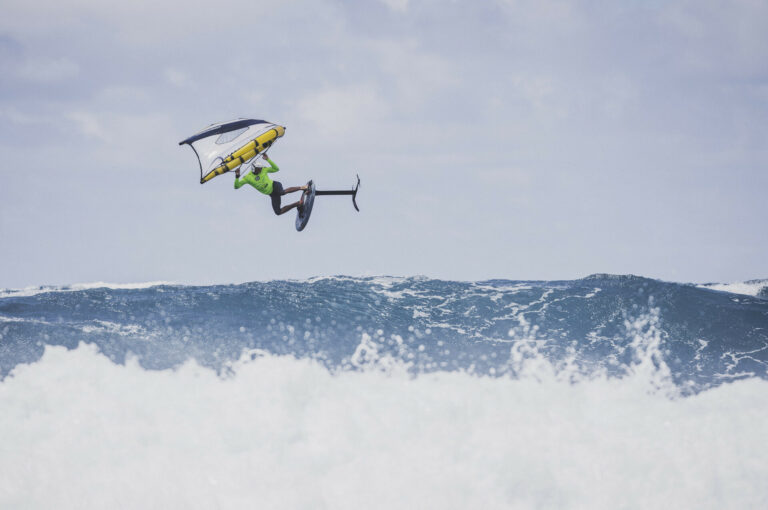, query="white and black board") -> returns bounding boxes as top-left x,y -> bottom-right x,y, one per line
295,180 -> 316,232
